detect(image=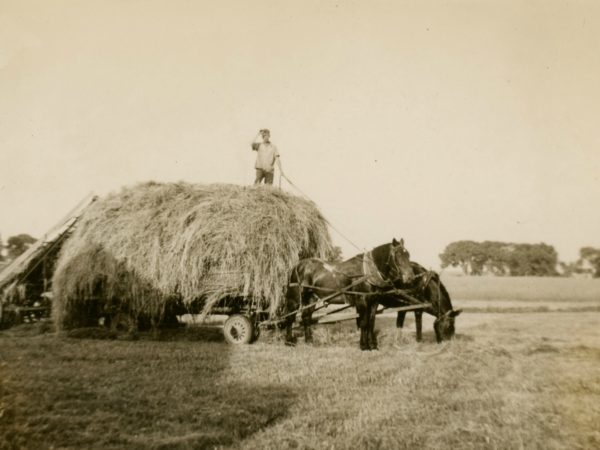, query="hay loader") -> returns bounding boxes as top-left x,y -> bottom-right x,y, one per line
0,194 -> 97,328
